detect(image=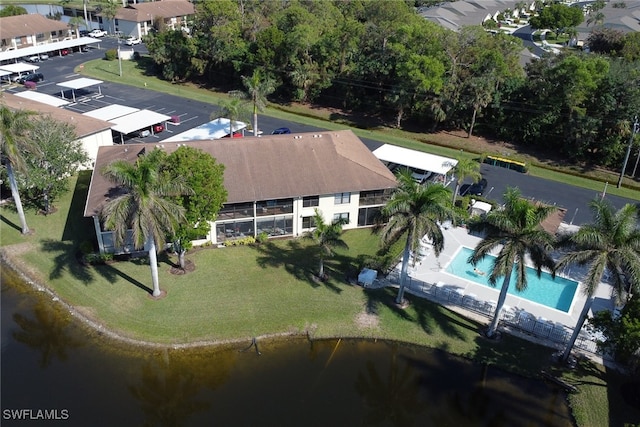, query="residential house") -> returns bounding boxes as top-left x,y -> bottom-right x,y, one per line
0,14 -> 71,52
1,93 -> 113,168
104,0 -> 195,38
83,130 -> 398,254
